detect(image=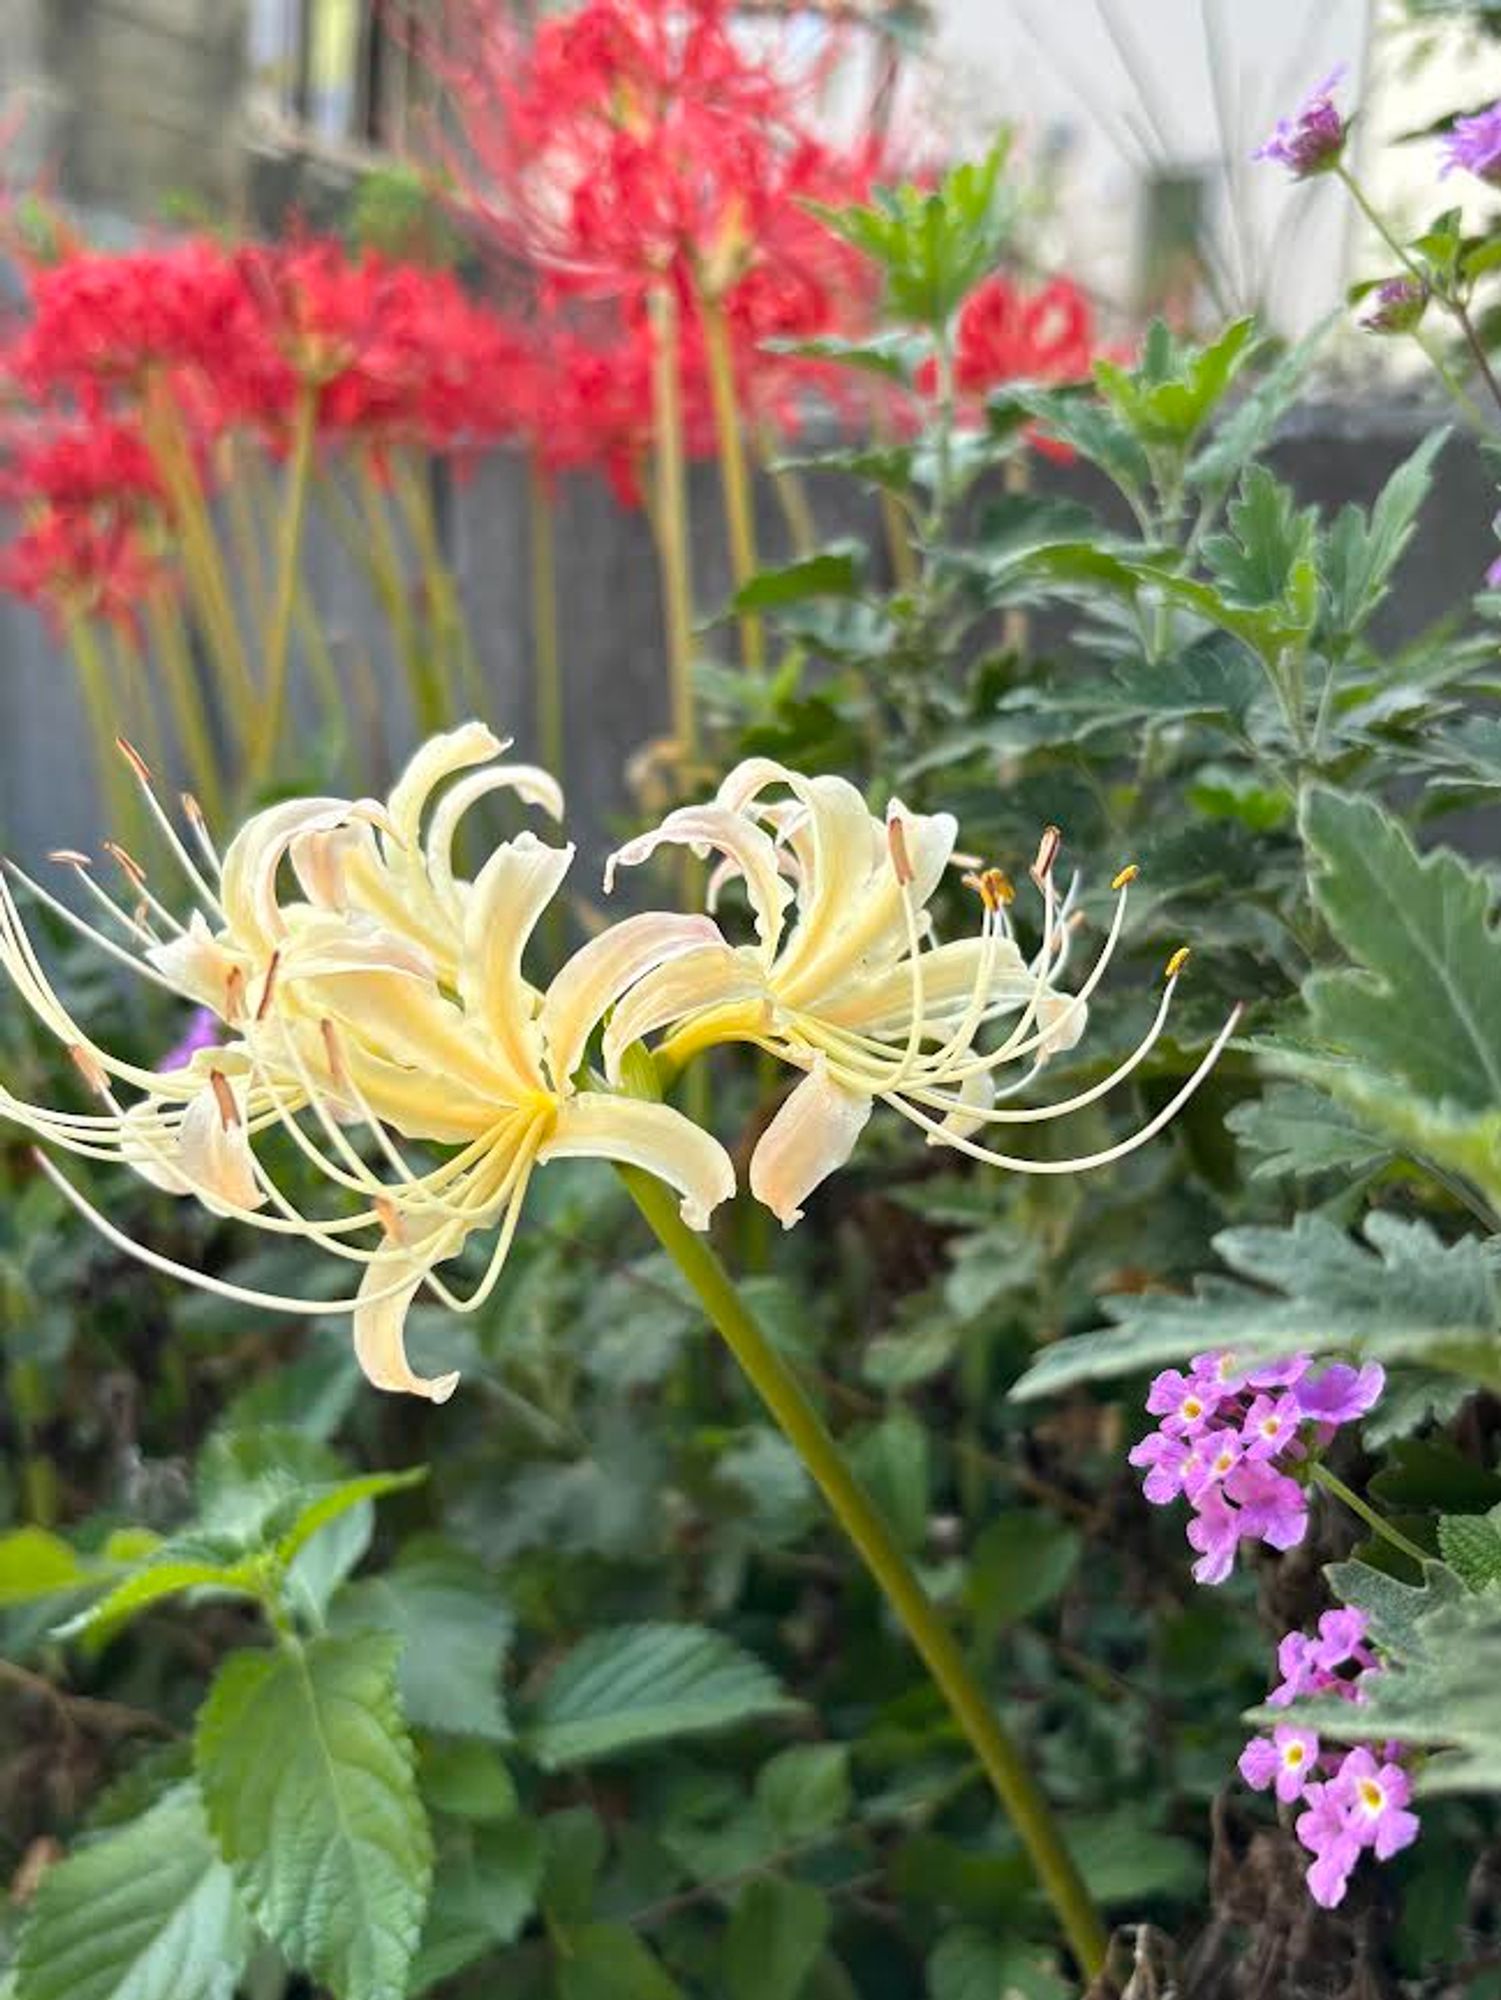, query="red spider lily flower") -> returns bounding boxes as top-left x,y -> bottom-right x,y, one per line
1,504 -> 170,633
915,272 -> 1109,460
0,417 -> 162,513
